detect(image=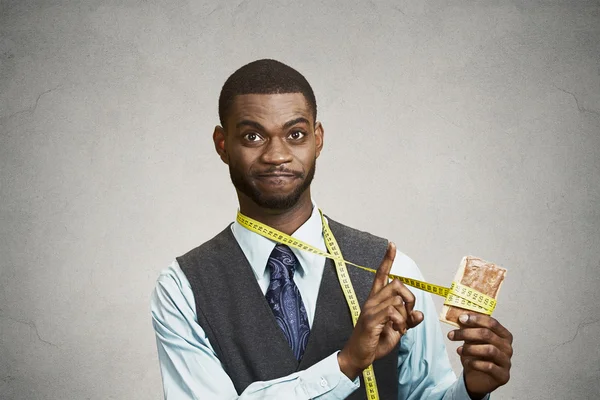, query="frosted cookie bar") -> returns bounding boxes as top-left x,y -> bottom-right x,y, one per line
440,256 -> 507,327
